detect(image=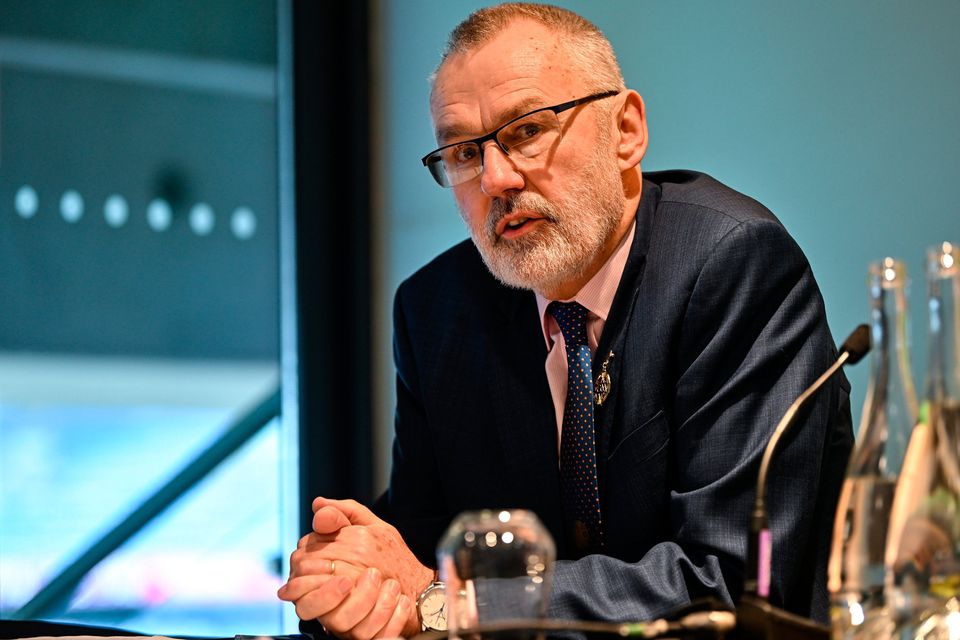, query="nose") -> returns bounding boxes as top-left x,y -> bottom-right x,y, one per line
479,141 -> 524,197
